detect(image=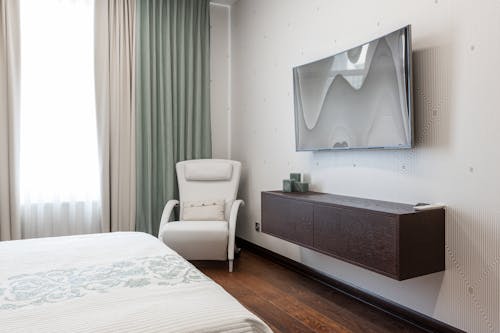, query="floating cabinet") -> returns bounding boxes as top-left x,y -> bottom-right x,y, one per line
261,191 -> 445,280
